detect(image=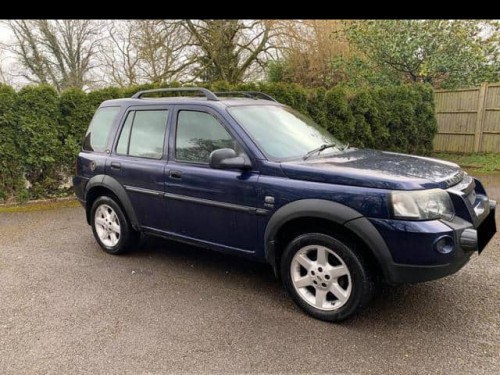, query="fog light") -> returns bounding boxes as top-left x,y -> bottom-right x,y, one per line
434,236 -> 454,254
